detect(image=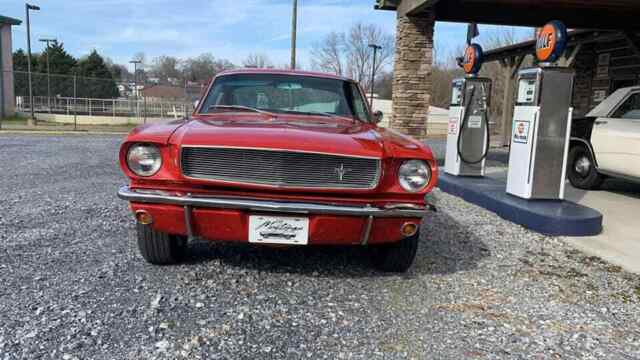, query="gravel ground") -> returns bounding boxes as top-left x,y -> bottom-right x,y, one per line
1,134 -> 639,359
